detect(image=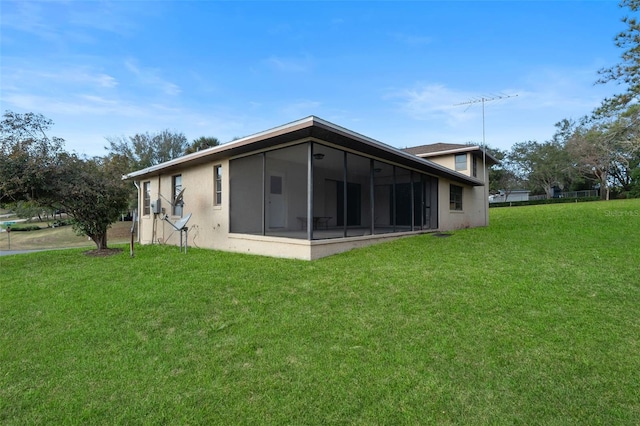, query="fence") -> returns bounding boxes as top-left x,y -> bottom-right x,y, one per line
529,190 -> 599,201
